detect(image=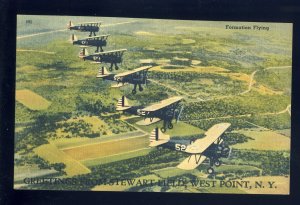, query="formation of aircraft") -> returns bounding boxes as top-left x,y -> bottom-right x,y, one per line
67,20 -> 232,174
70,34 -> 110,52
149,123 -> 231,173
67,21 -> 101,36
116,96 -> 184,132
80,48 -> 127,71
96,66 -> 152,94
